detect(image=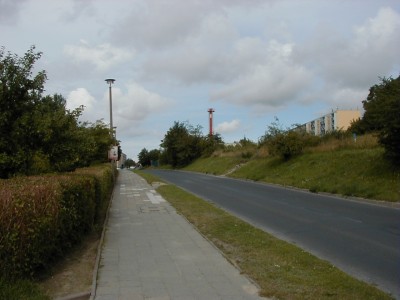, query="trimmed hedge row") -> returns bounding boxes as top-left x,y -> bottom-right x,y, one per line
0,164 -> 115,279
